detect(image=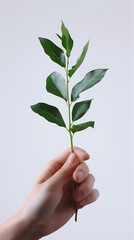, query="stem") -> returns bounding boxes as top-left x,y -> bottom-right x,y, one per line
65,56 -> 78,222
66,57 -> 73,152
